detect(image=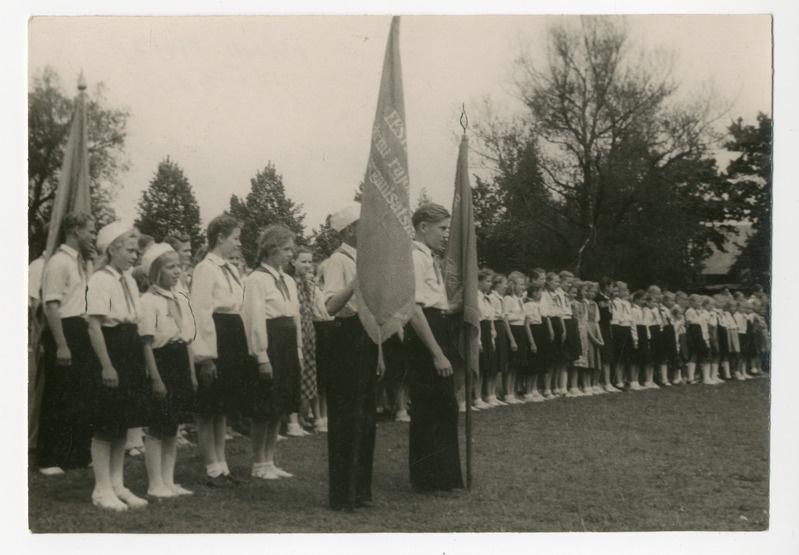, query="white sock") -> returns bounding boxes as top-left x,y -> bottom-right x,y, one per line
219,461 -> 230,475
206,462 -> 222,478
